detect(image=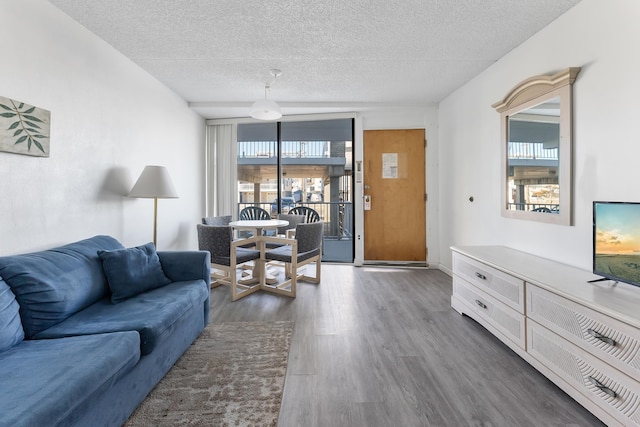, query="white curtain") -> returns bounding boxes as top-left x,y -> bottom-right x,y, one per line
205,124 -> 237,218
